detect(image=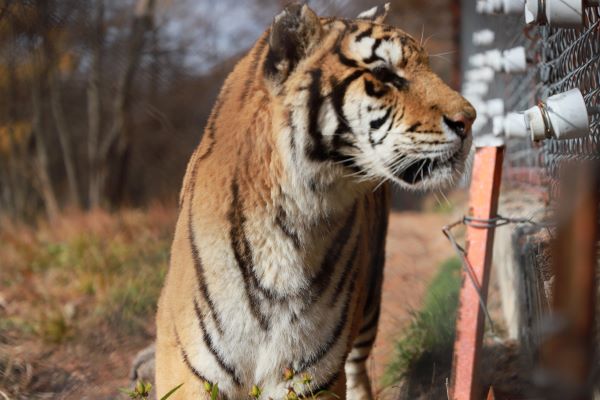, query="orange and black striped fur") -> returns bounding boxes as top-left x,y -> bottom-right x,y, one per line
156,3 -> 475,399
